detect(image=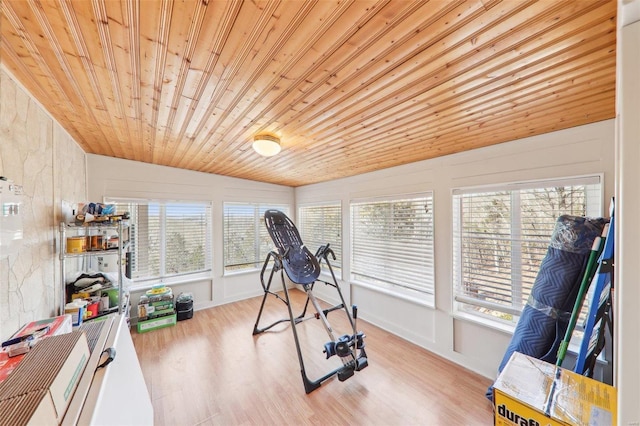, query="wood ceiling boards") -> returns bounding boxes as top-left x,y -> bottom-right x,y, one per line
0,0 -> 616,187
